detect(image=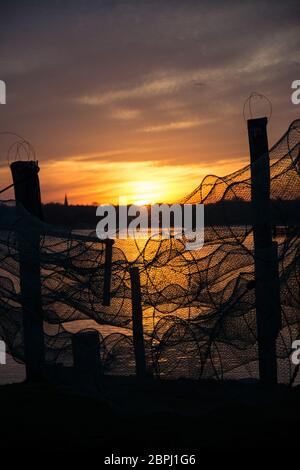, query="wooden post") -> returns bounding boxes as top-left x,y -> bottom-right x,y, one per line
247,118 -> 281,385
129,267 -> 147,379
72,331 -> 101,387
11,161 -> 44,220
10,161 -> 45,382
102,239 -> 113,306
